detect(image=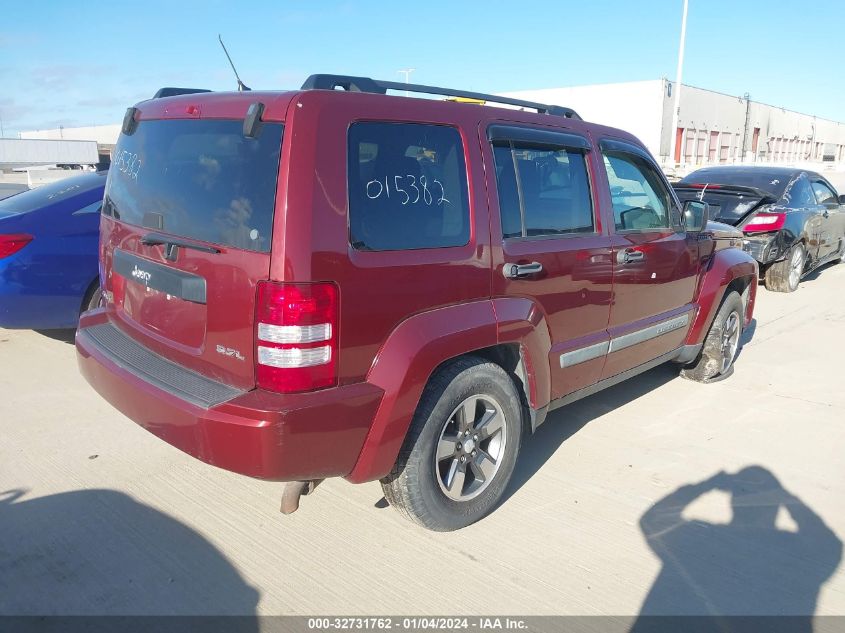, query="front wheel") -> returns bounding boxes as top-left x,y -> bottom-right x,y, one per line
681,291 -> 744,383
381,357 -> 522,531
